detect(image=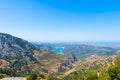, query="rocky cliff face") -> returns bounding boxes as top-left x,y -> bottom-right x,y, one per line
58,54 -> 77,72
